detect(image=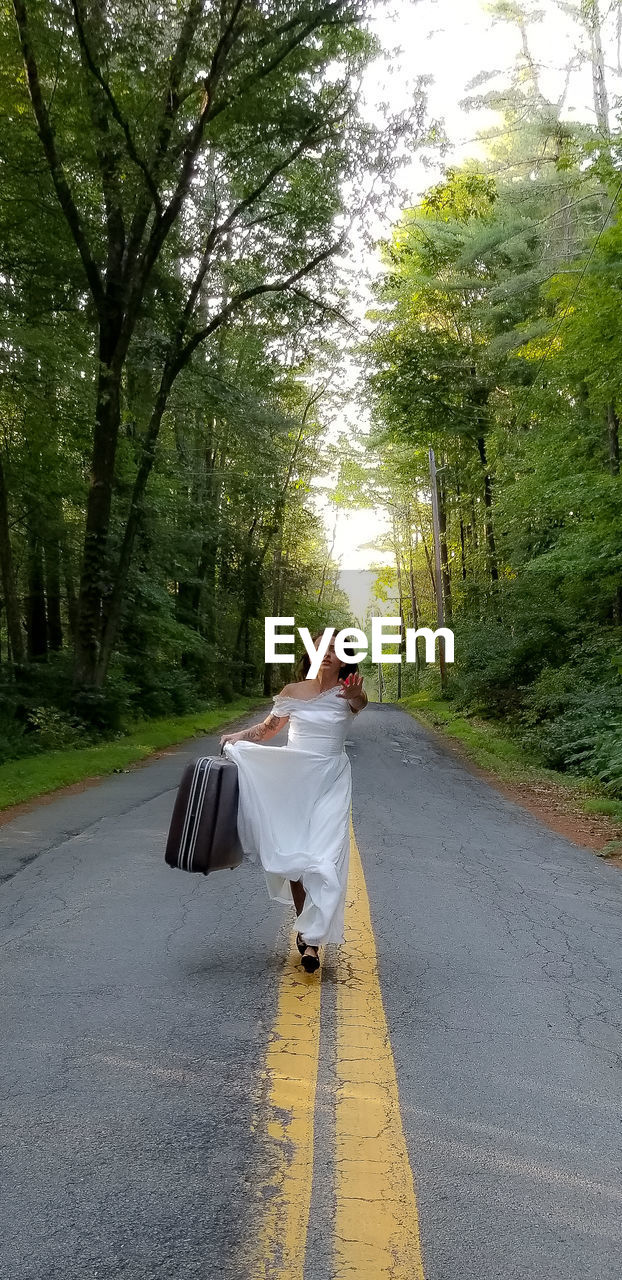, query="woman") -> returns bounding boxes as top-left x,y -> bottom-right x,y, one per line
219,630 -> 367,973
